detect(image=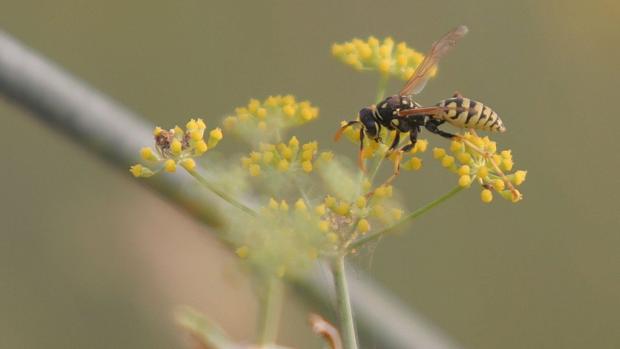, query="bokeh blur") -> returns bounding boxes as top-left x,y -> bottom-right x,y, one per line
1,1 -> 619,348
